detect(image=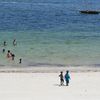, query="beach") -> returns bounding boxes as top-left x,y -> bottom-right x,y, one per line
0,1 -> 100,99
0,71 -> 100,100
